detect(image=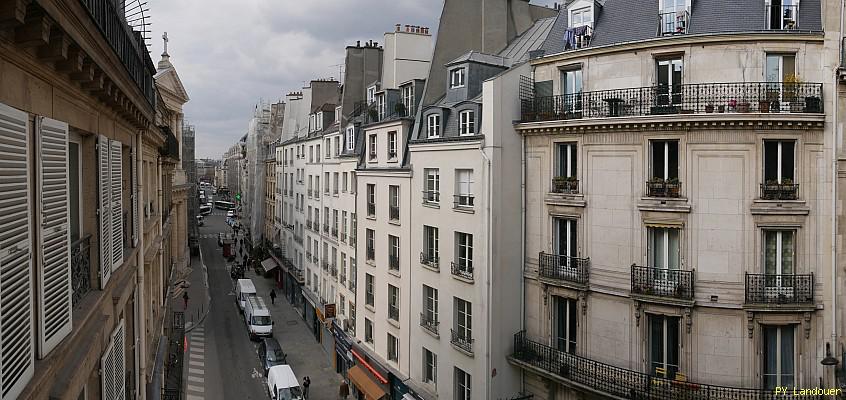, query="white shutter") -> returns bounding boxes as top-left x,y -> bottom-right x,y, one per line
0,102 -> 35,400
98,135 -> 112,288
37,116 -> 72,357
100,318 -> 126,400
109,140 -> 123,271
130,149 -> 137,248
